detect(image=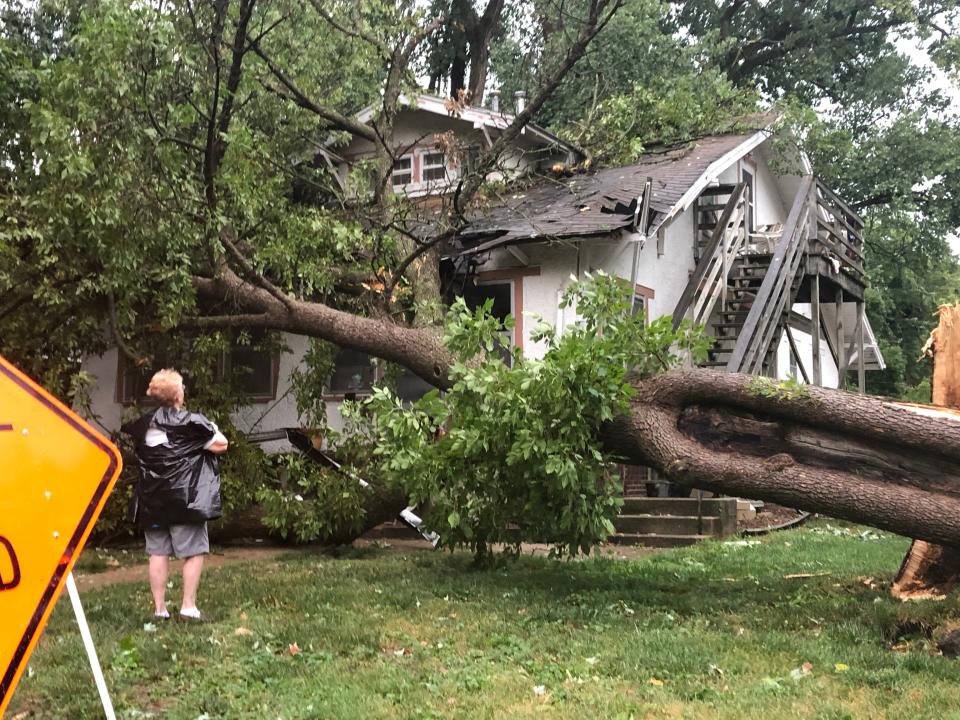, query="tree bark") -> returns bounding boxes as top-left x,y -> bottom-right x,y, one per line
604,369 -> 960,547
465,0 -> 505,103
892,303 -> 960,598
